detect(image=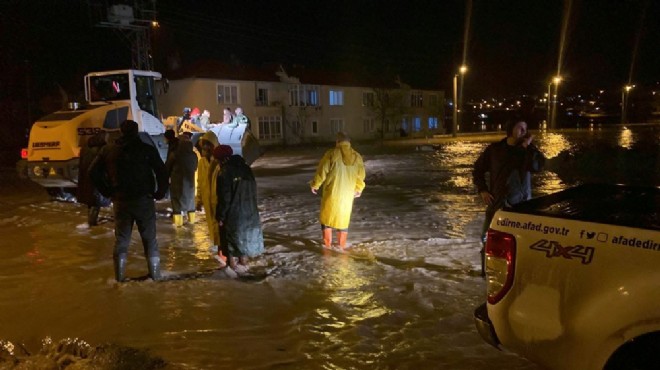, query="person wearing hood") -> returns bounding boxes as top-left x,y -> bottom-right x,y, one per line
196,131 -> 227,265
77,130 -> 111,226
310,131 -> 366,250
89,120 -> 169,282
214,145 -> 264,274
166,131 -> 198,226
164,129 -> 179,156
